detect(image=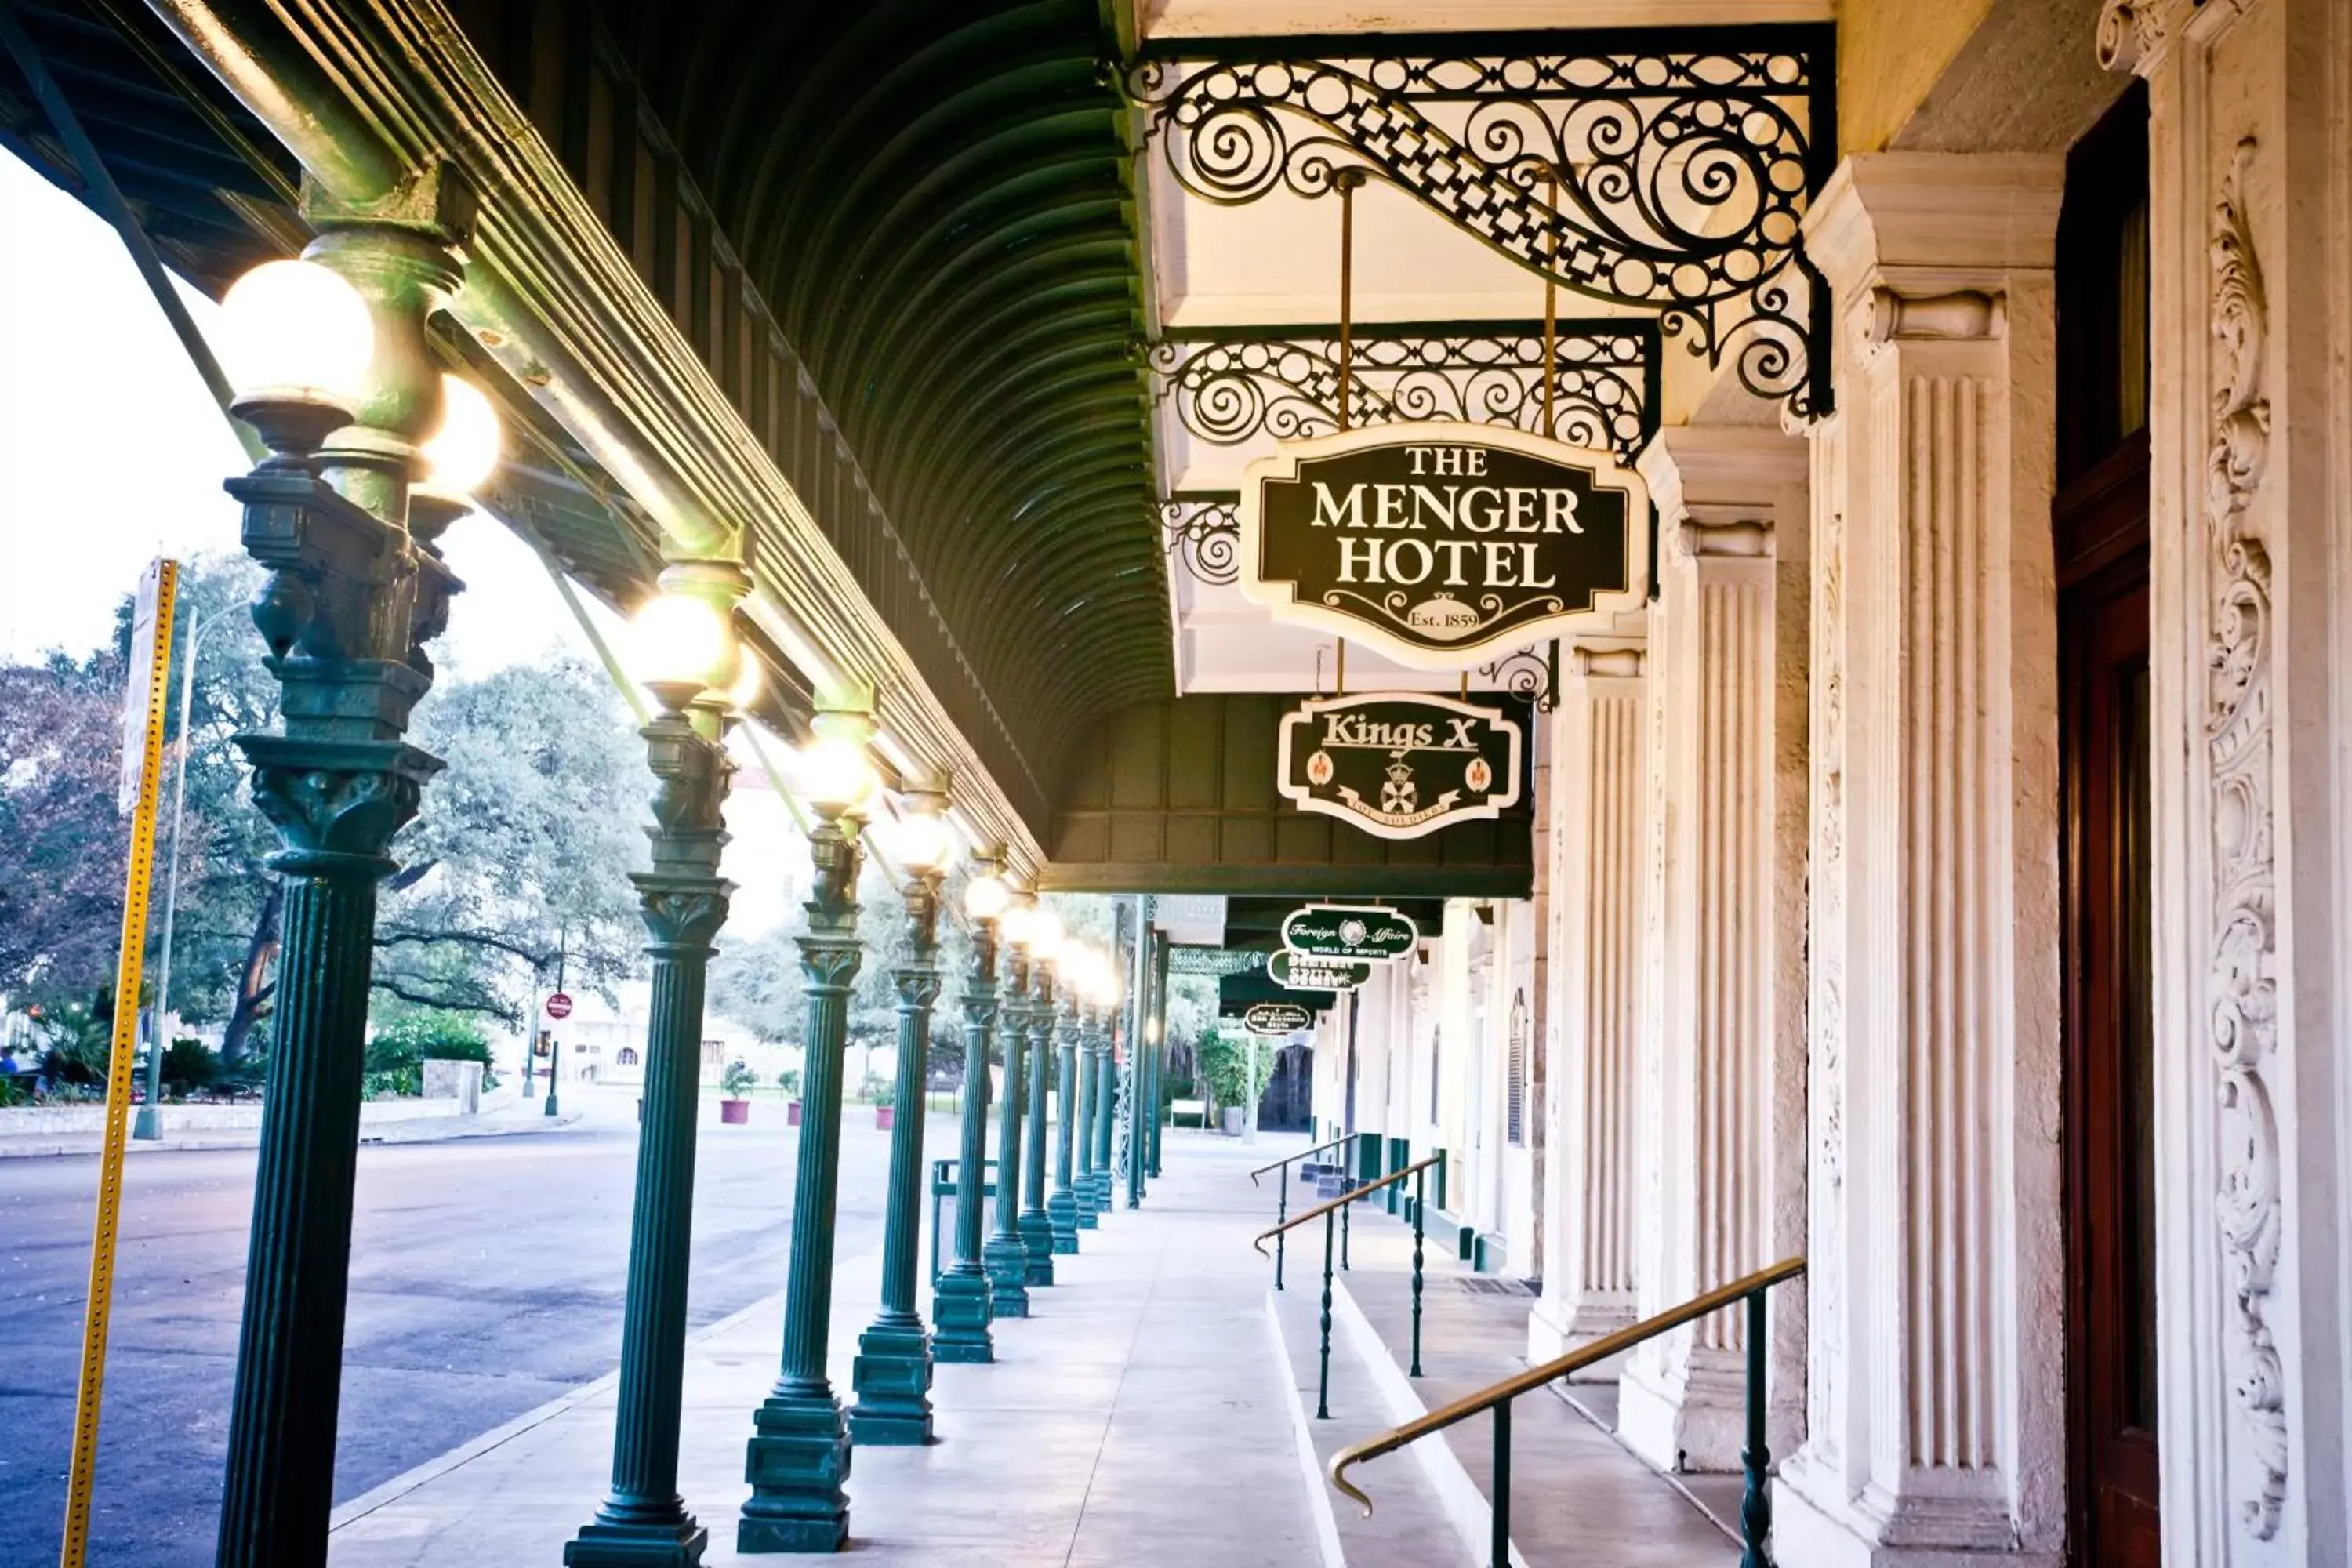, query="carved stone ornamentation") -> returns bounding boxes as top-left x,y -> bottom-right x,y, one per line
2201,136 -> 2287,1541
2095,0 -> 2169,73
